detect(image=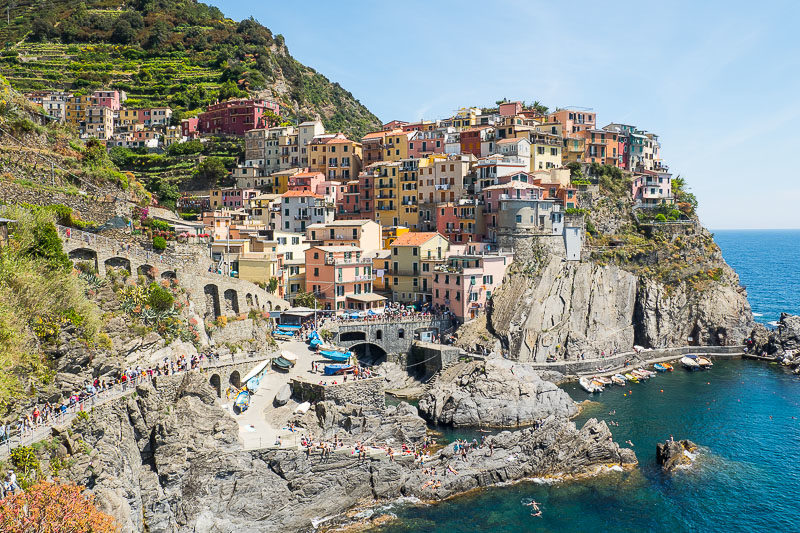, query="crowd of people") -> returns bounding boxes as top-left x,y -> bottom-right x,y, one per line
0,352 -> 239,452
